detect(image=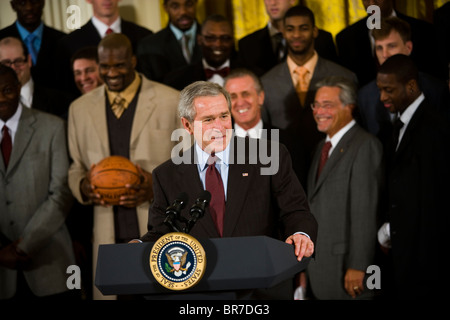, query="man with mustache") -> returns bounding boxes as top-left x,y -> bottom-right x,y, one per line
137,0 -> 202,83
67,33 -> 180,300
